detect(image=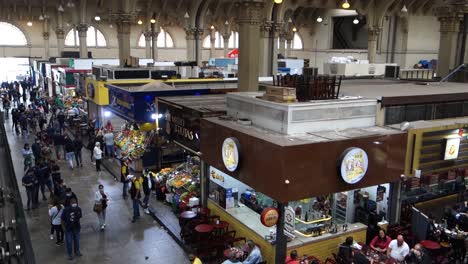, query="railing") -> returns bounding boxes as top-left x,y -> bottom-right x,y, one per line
399,69 -> 436,81
0,113 -> 35,264
440,64 -> 467,83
